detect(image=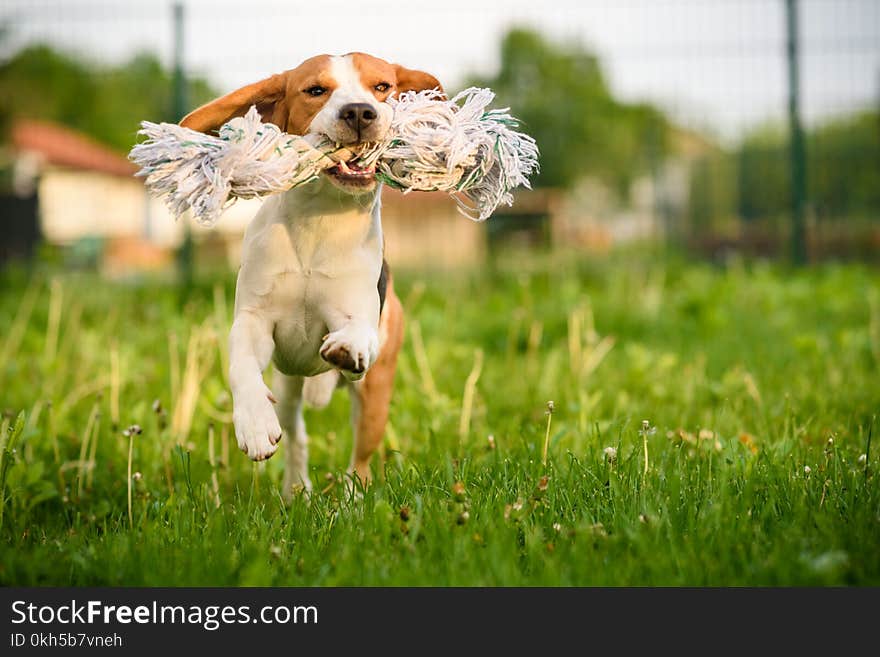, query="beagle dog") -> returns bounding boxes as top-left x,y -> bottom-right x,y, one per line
180,53 -> 441,496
